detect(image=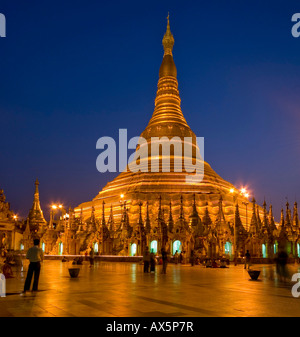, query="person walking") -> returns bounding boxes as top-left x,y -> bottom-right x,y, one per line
244,250 -> 251,270
23,239 -> 43,293
276,249 -> 289,282
174,250 -> 179,264
150,249 -> 156,273
143,247 -> 150,273
89,247 -> 95,267
161,248 -> 168,274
